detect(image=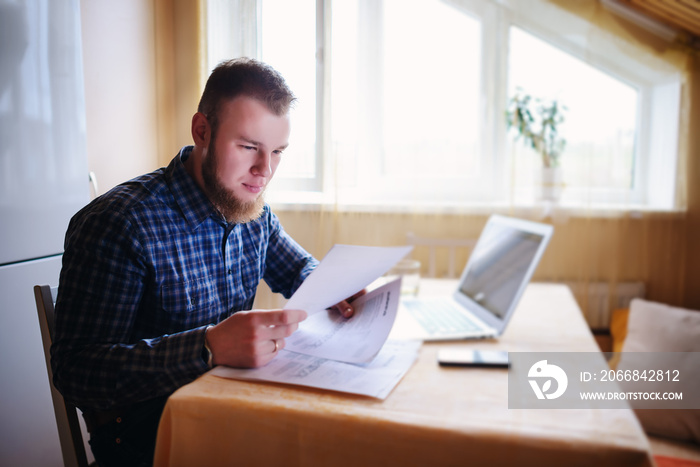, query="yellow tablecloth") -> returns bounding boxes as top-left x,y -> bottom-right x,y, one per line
154,283 -> 653,467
